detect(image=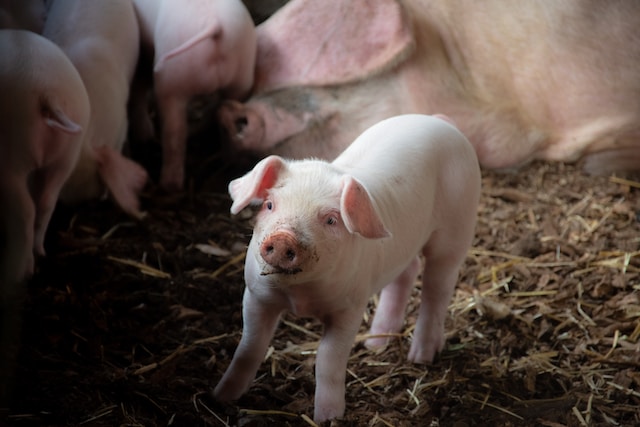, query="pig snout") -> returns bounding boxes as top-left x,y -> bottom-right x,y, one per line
259,231 -> 306,274
217,100 -> 265,149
